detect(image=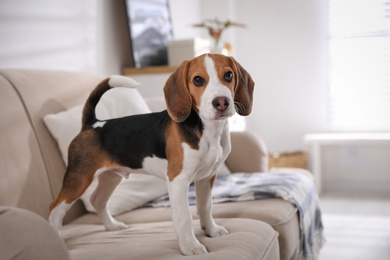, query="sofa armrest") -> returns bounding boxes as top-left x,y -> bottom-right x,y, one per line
226,131 -> 269,173
0,207 -> 70,260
